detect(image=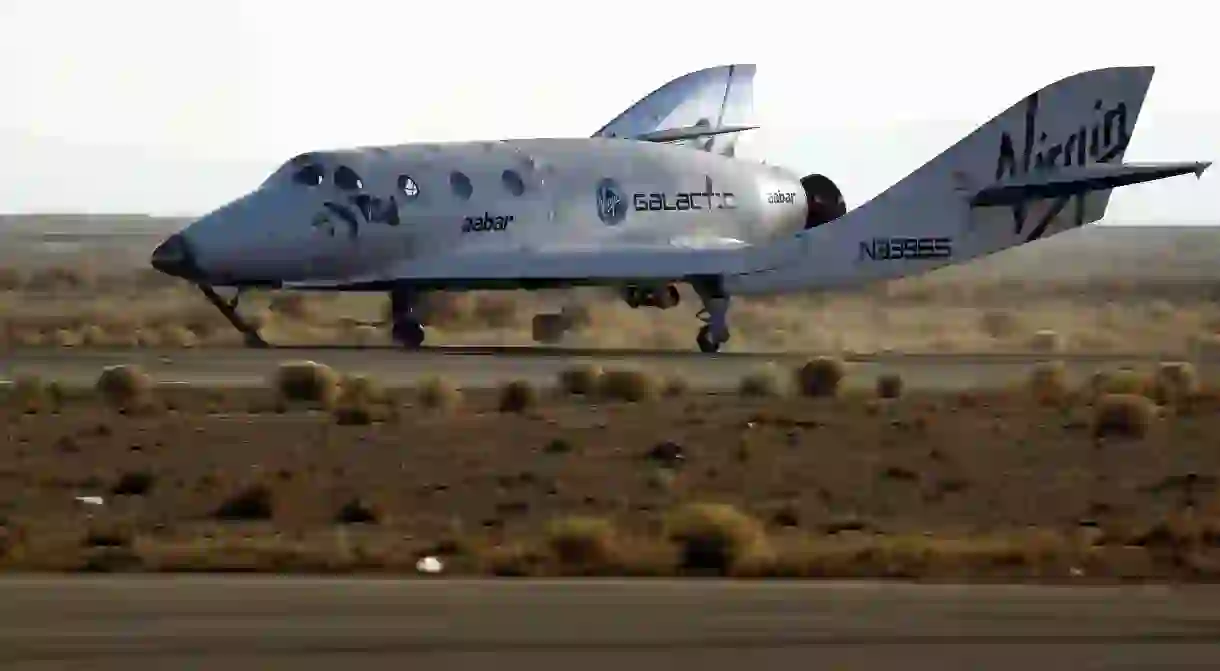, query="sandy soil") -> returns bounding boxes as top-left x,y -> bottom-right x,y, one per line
2,362 -> 1219,580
